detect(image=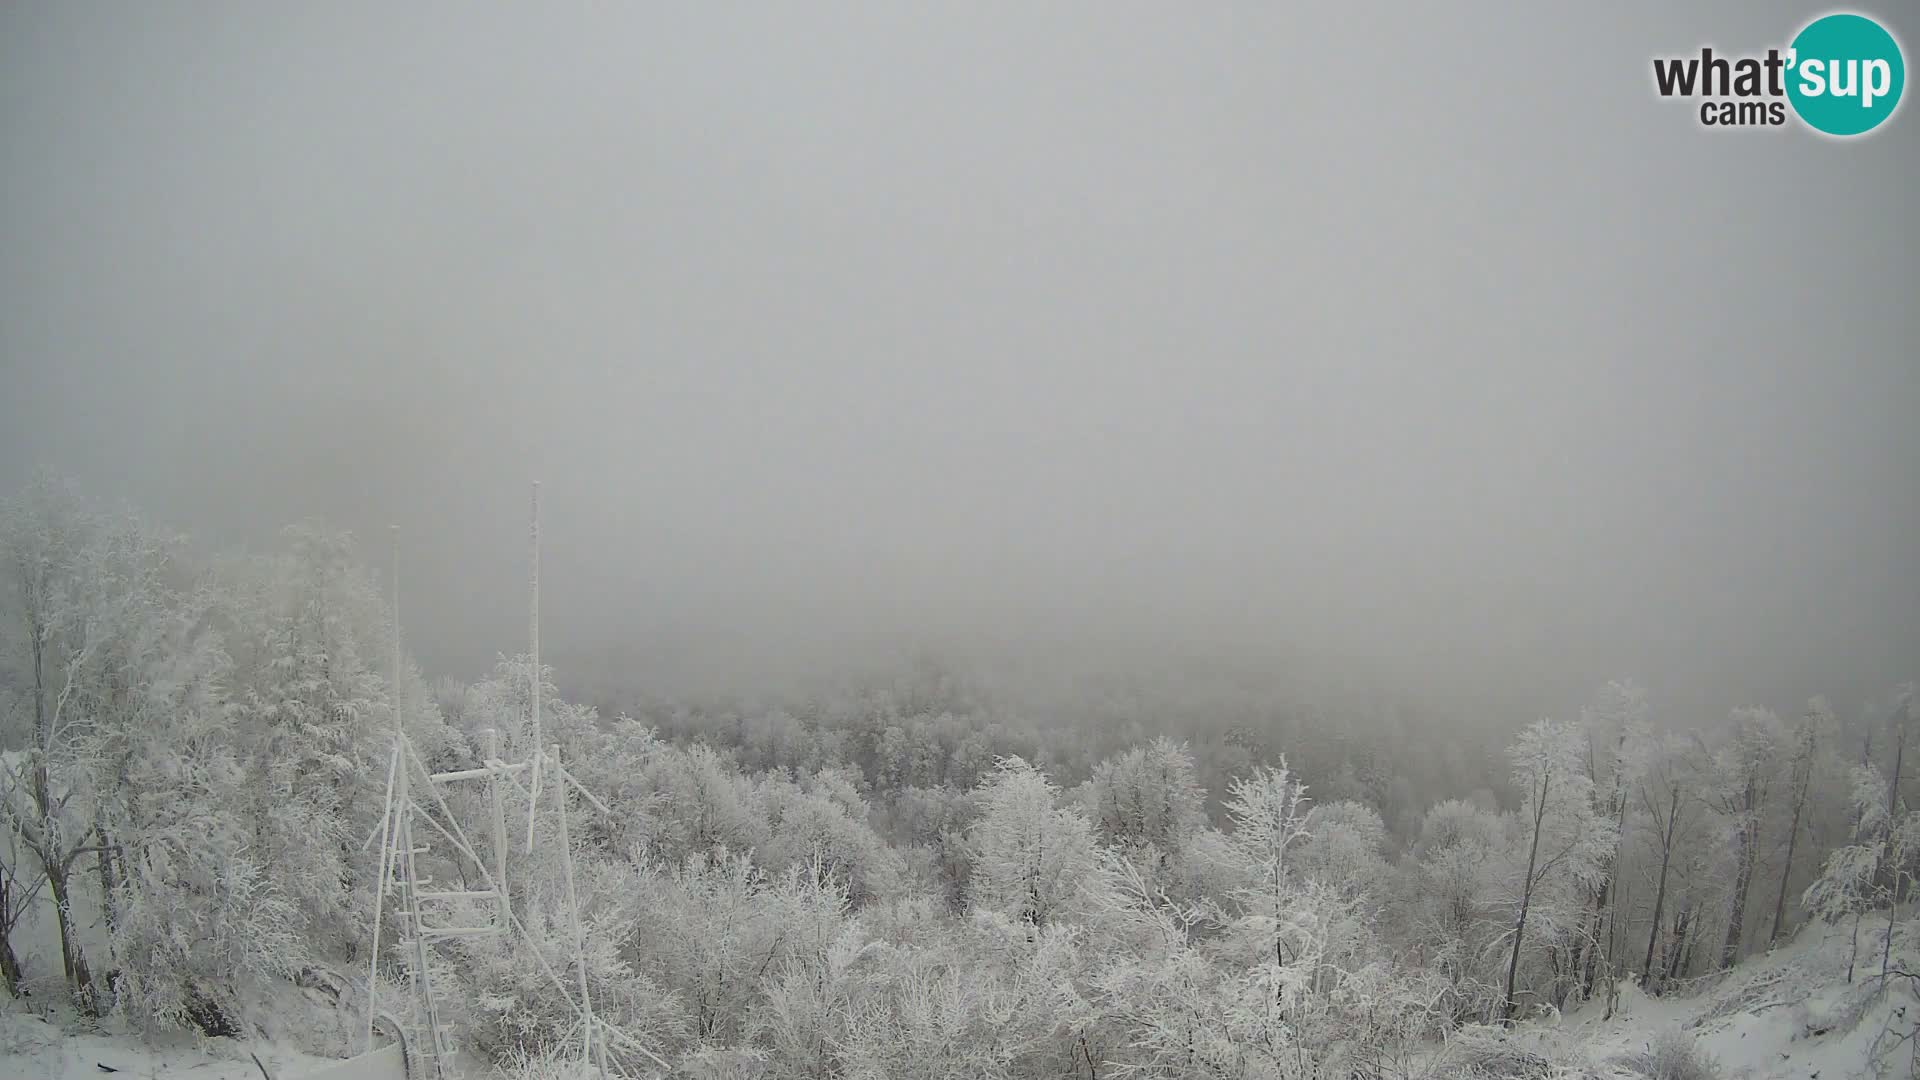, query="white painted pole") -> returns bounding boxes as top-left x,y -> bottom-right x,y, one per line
551,745 -> 603,1078
364,744 -> 400,1053
367,524 -> 405,1054
487,728 -> 510,929
525,482 -> 542,852
395,747 -> 410,969
428,761 -> 531,783
391,526 -> 403,743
